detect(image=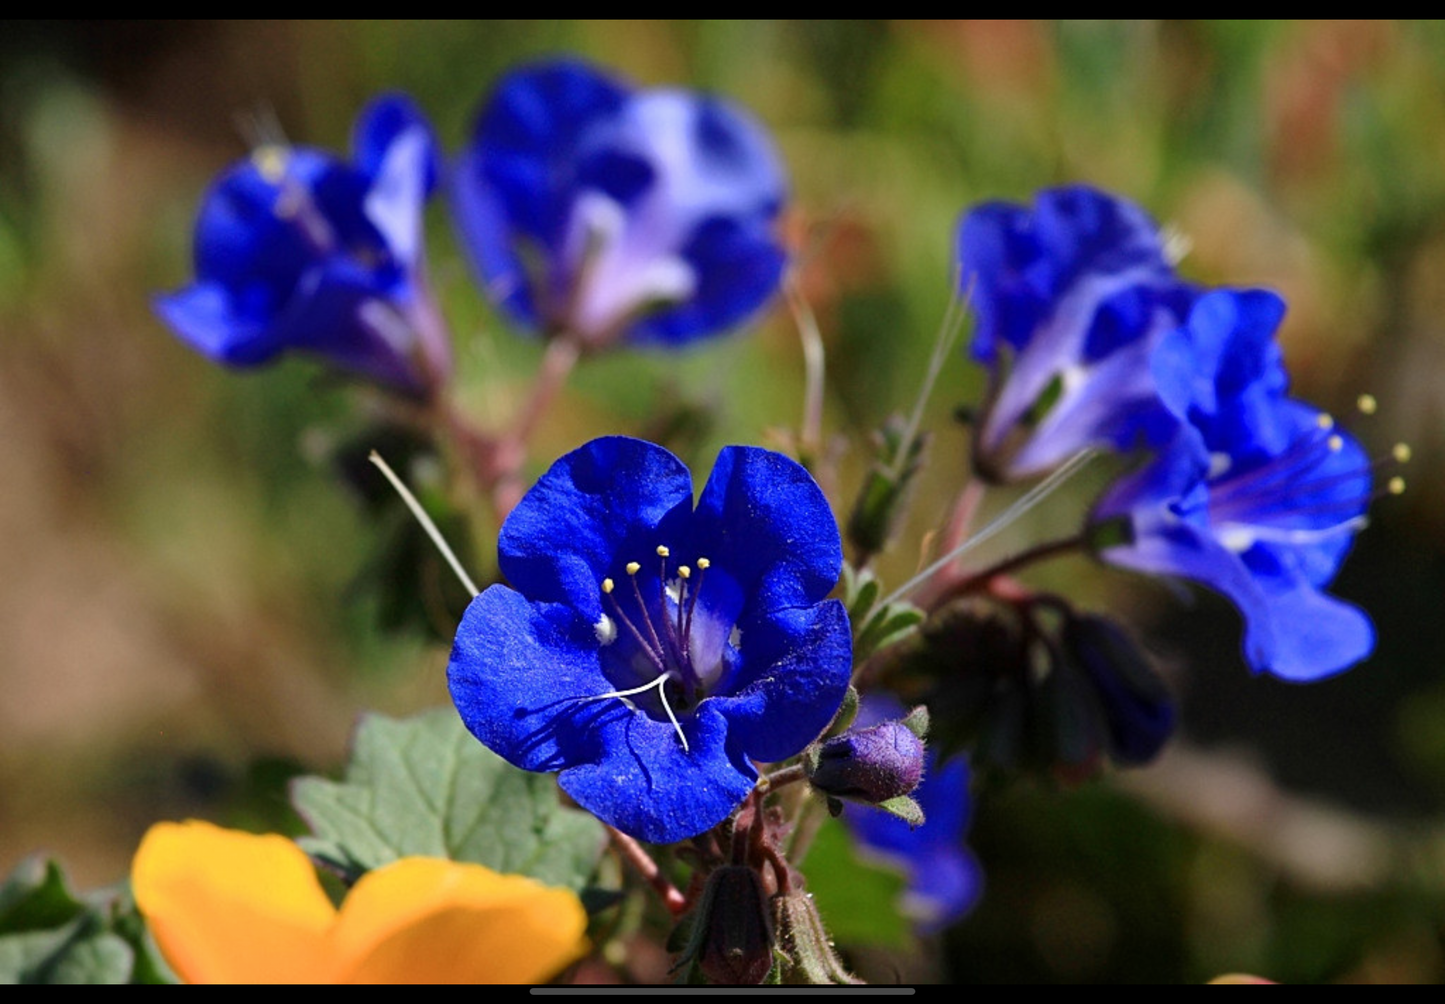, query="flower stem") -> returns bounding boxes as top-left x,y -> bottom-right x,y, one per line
784,274 -> 825,464
929,532 -> 1089,610
763,763 -> 809,791
606,824 -> 687,917
914,477 -> 987,608
490,335 -> 582,519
